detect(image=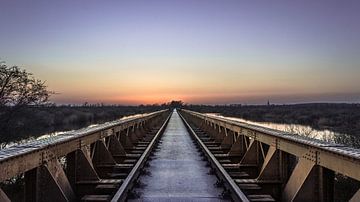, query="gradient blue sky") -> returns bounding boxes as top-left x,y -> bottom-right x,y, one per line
1,0 -> 359,104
